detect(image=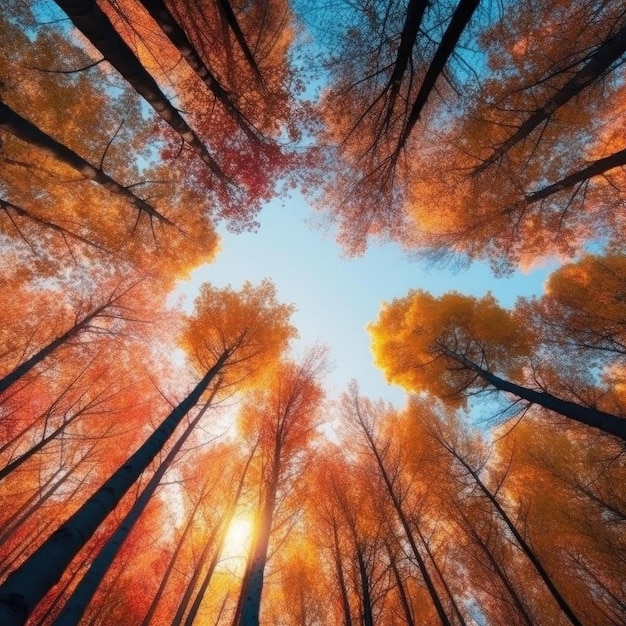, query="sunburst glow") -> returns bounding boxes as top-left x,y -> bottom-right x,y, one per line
219,516 -> 254,573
